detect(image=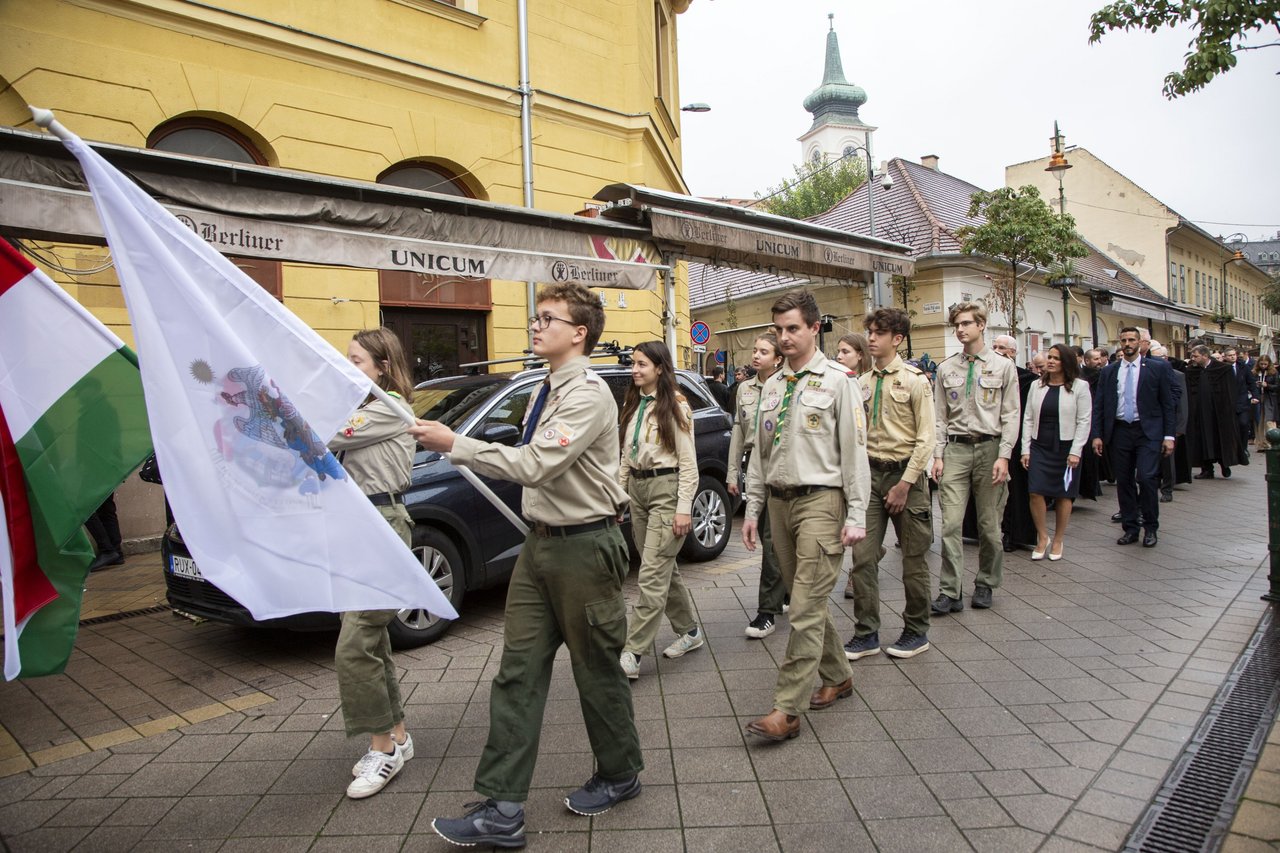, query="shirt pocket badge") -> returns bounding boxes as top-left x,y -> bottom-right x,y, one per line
943,373 -> 965,388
